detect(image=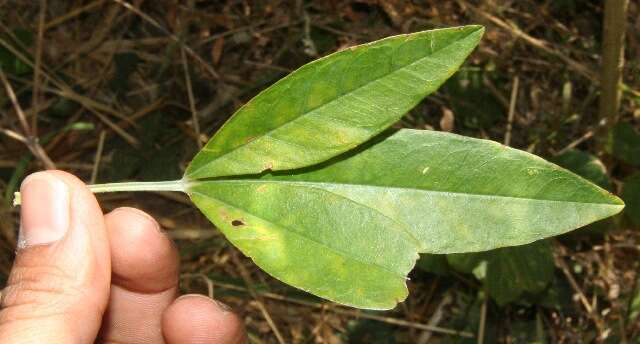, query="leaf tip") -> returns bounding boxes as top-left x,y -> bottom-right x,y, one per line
465,24 -> 485,41
610,195 -> 626,210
